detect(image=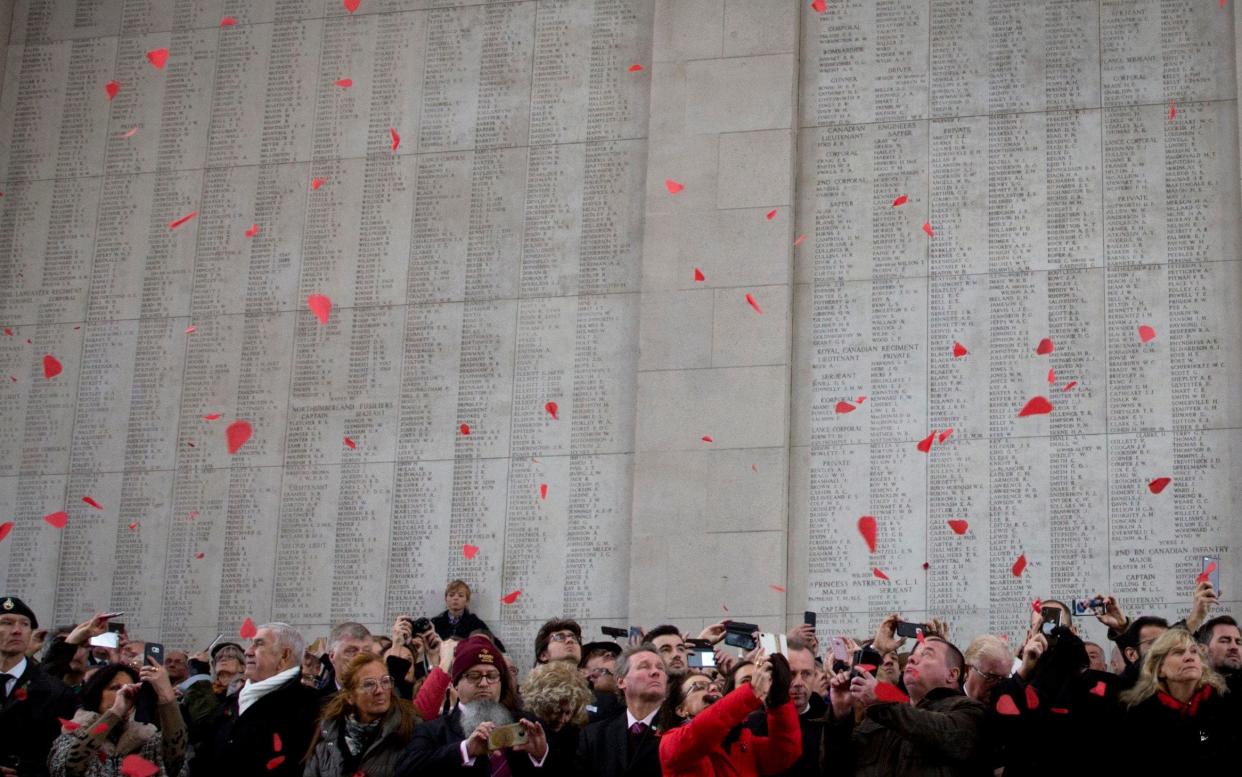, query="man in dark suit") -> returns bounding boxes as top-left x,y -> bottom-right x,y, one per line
0,596 -> 77,777
397,634 -> 549,774
576,643 -> 667,777
192,622 -> 320,777
747,638 -> 824,776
